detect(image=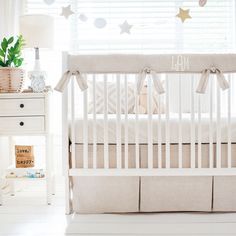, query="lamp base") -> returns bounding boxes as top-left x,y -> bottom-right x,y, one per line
28,70 -> 47,93
33,59 -> 41,71
33,47 -> 41,71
